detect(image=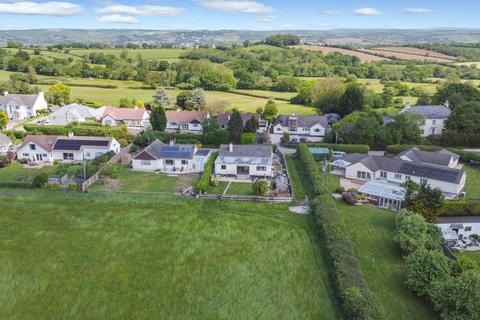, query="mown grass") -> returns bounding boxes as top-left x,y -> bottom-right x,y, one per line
91,165 -> 179,193
286,155 -> 312,201
460,251 -> 480,264
464,166 -> 480,199
0,188 -> 339,320
0,162 -> 80,182
226,182 -> 254,195
338,203 -> 437,320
